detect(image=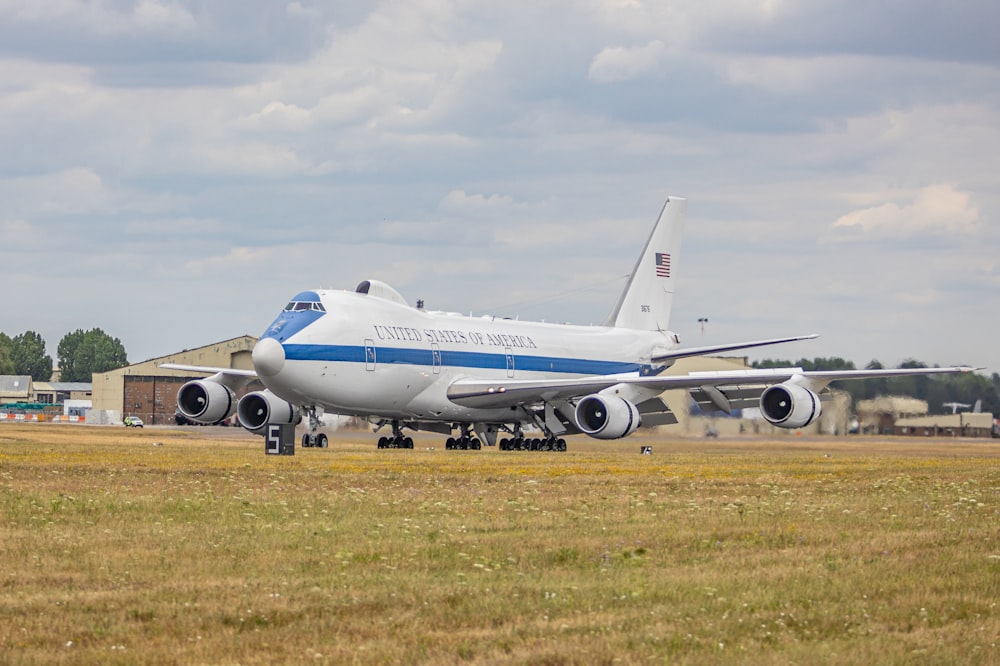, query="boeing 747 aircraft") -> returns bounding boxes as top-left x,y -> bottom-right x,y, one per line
165,196 -> 972,451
